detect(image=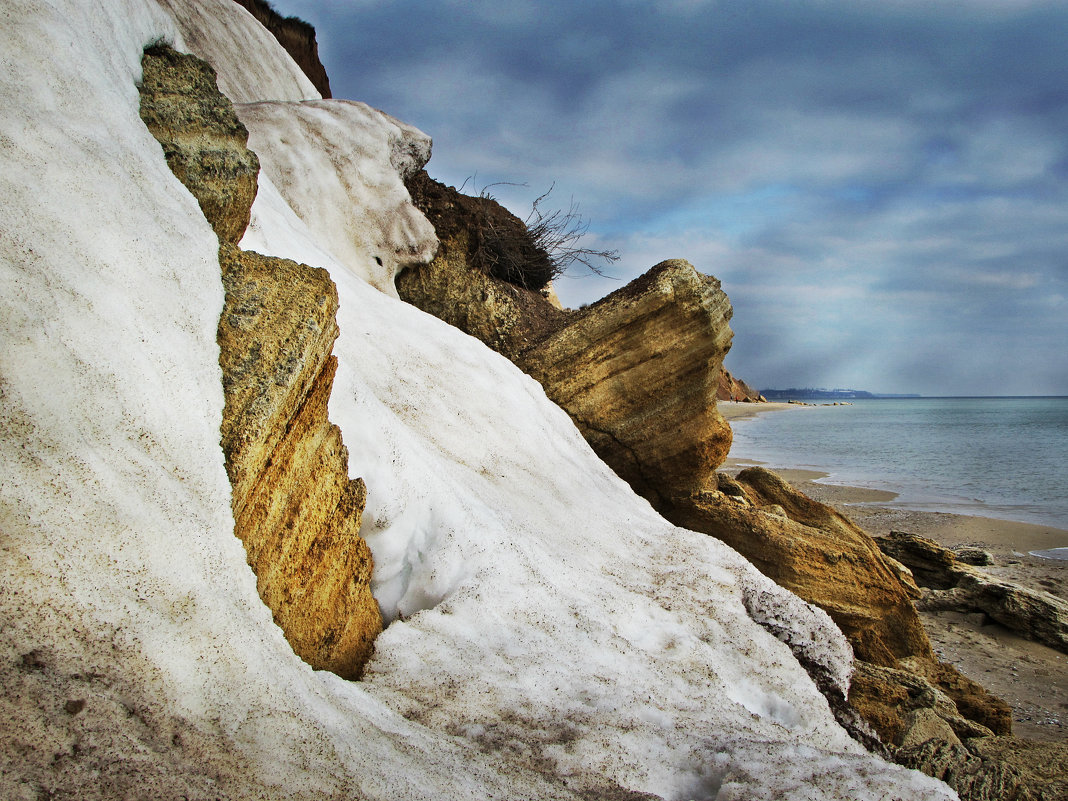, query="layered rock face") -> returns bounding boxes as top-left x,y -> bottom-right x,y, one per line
396,171 -> 1032,796
670,467 -> 1017,768
669,467 -> 931,666
231,0 -> 332,97
517,260 -> 734,507
217,245 -> 379,676
848,659 -> 1009,747
139,45 -> 380,678
400,176 -> 735,507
